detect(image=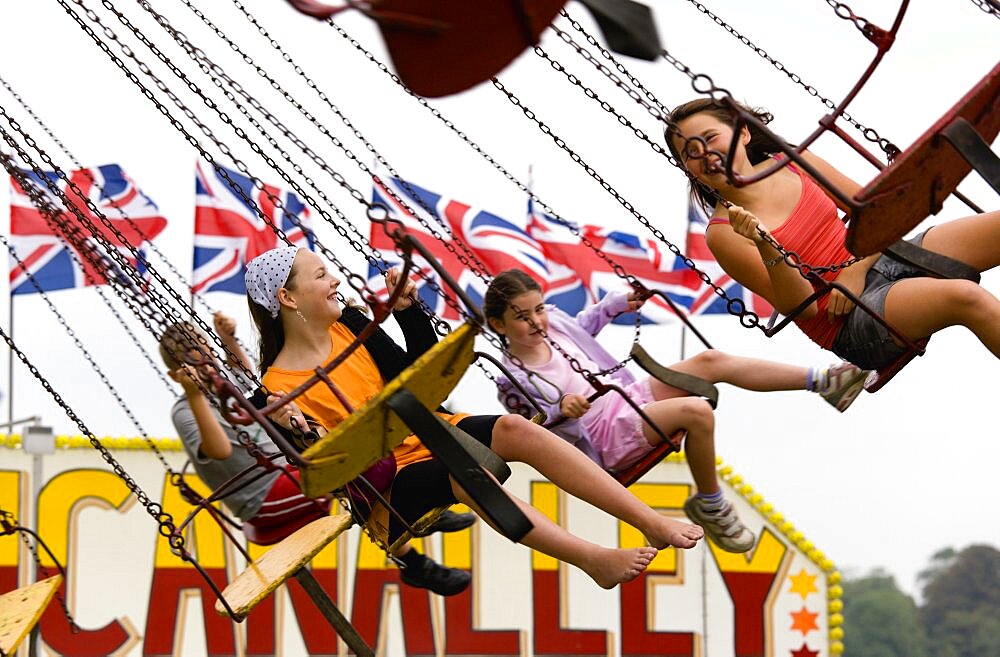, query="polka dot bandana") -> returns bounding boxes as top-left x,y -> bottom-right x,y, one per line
245,246 -> 300,318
